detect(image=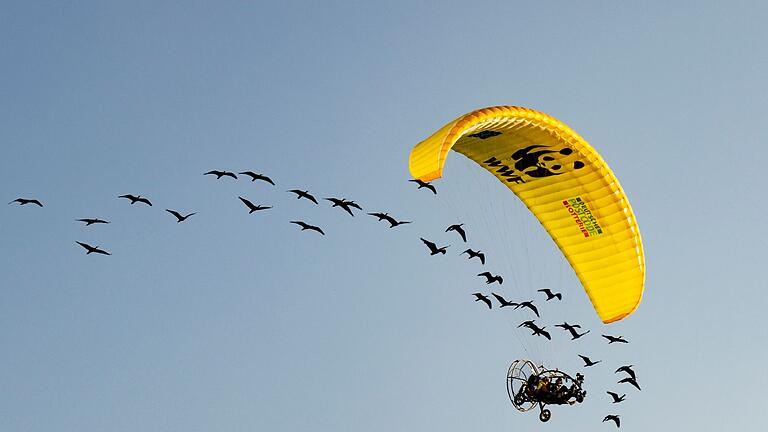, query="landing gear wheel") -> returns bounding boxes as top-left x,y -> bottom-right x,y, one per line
576,394 -> 584,403
539,409 -> 551,422
514,394 -> 525,406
